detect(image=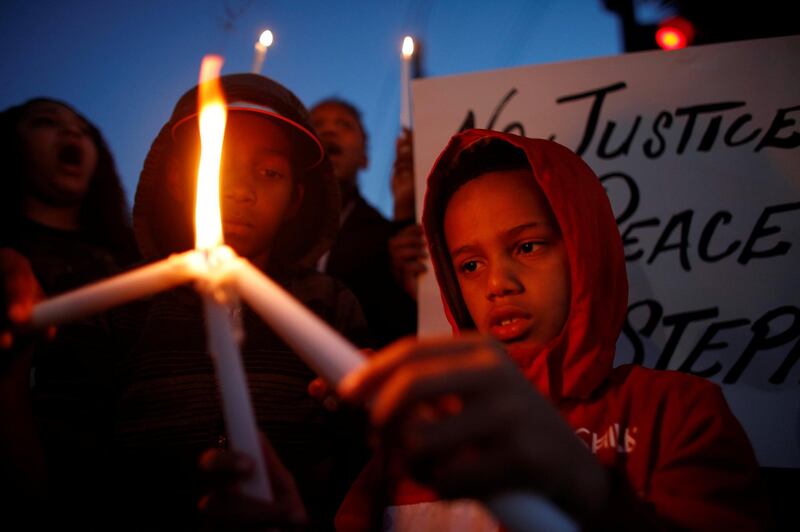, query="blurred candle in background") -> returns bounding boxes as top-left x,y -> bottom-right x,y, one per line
400,35 -> 414,129
251,29 -> 274,74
